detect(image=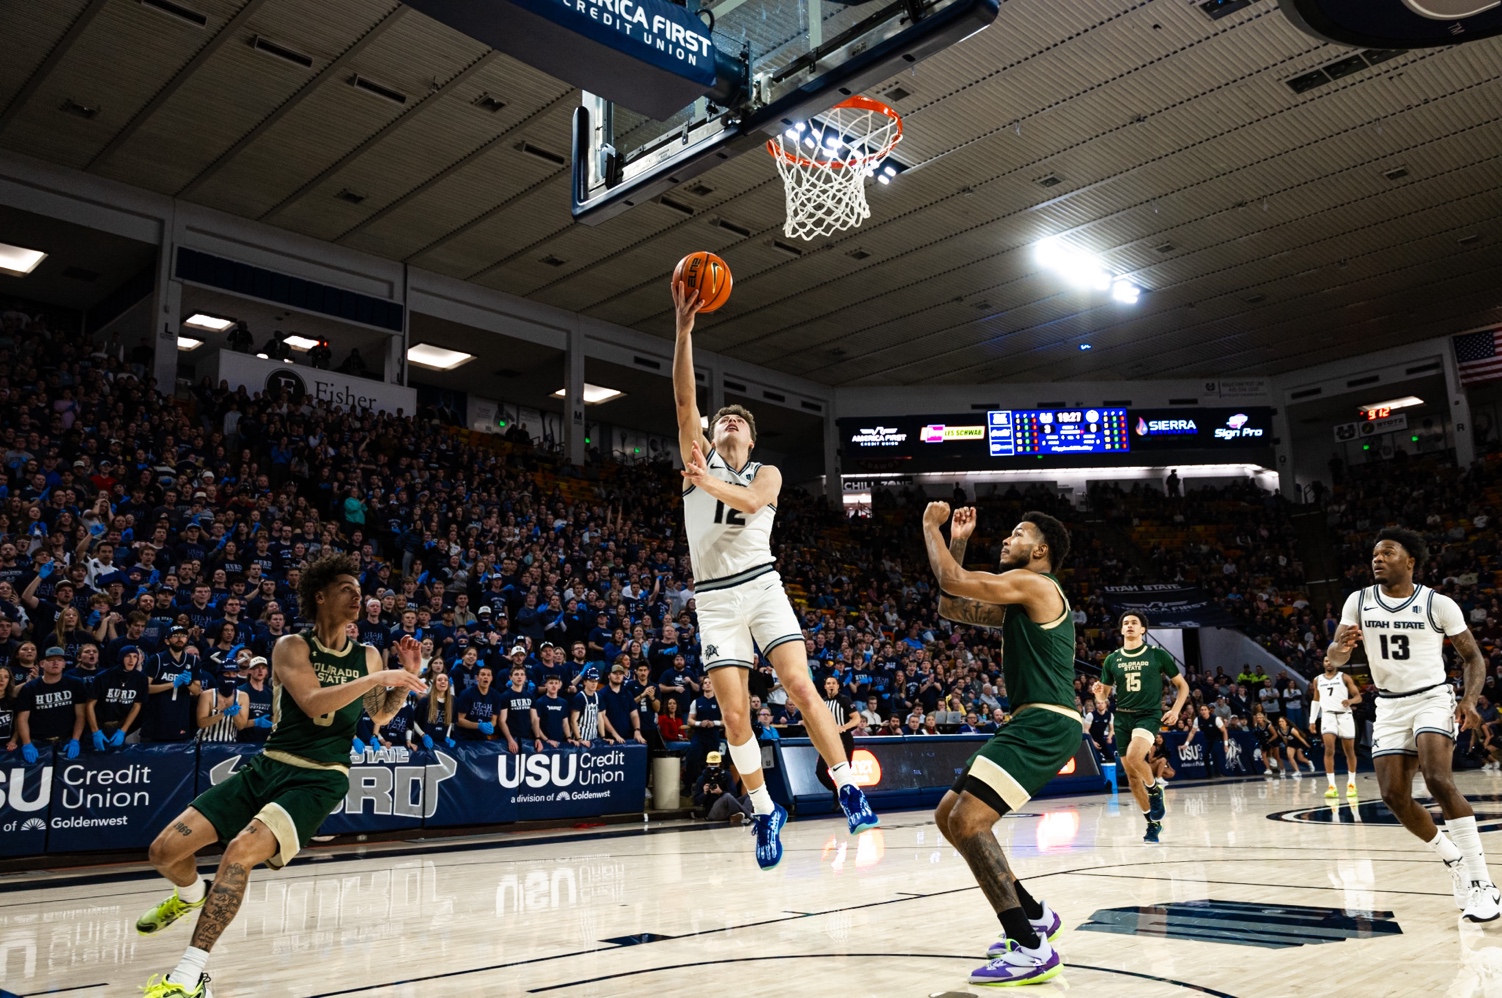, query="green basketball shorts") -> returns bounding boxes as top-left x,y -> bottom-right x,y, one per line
1114,710 -> 1163,757
189,752 -> 349,870
951,704 -> 1083,815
